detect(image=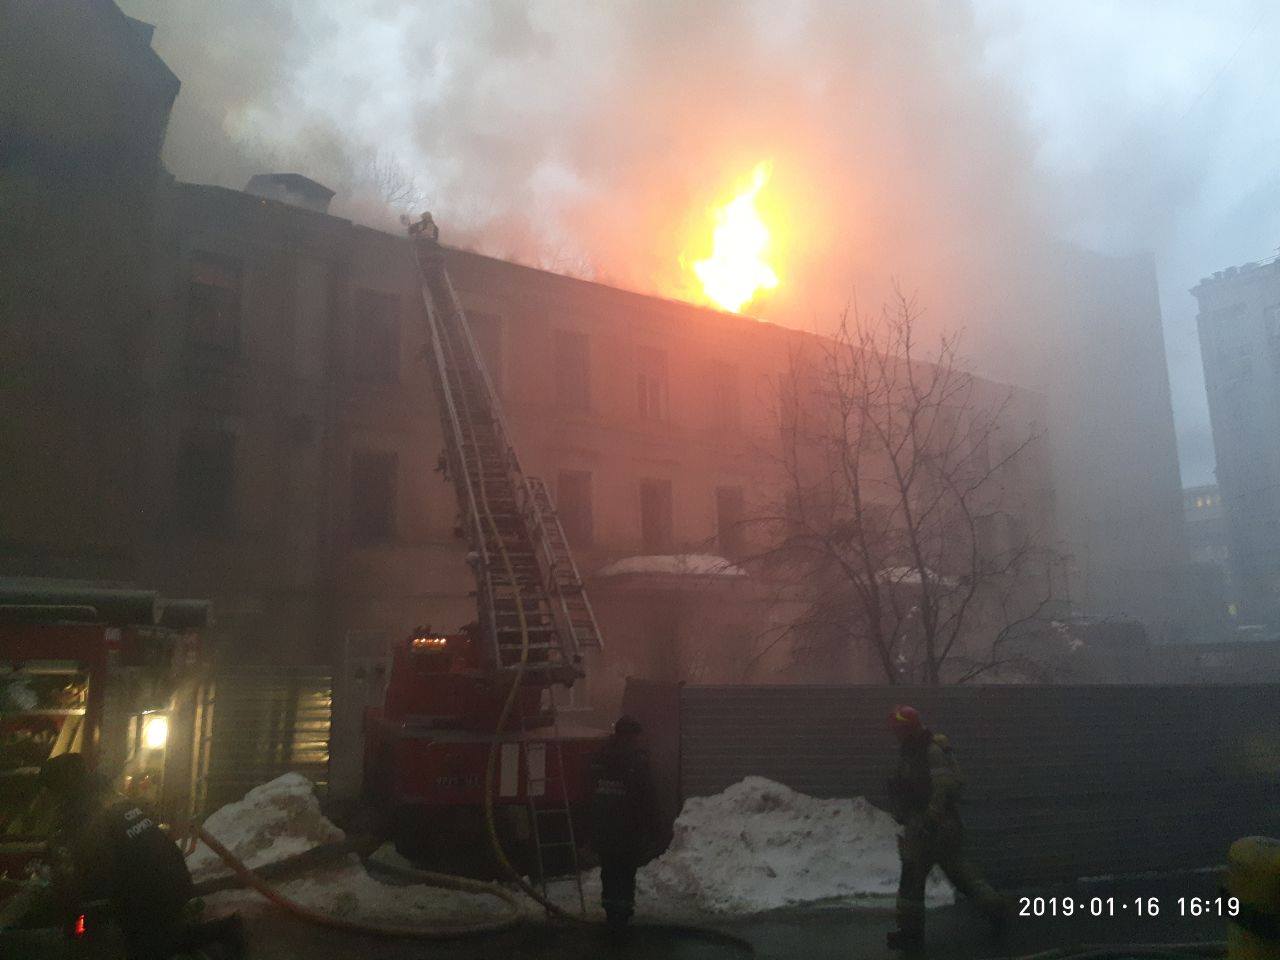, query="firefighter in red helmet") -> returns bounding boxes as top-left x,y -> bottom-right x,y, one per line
885,706 -> 1008,952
